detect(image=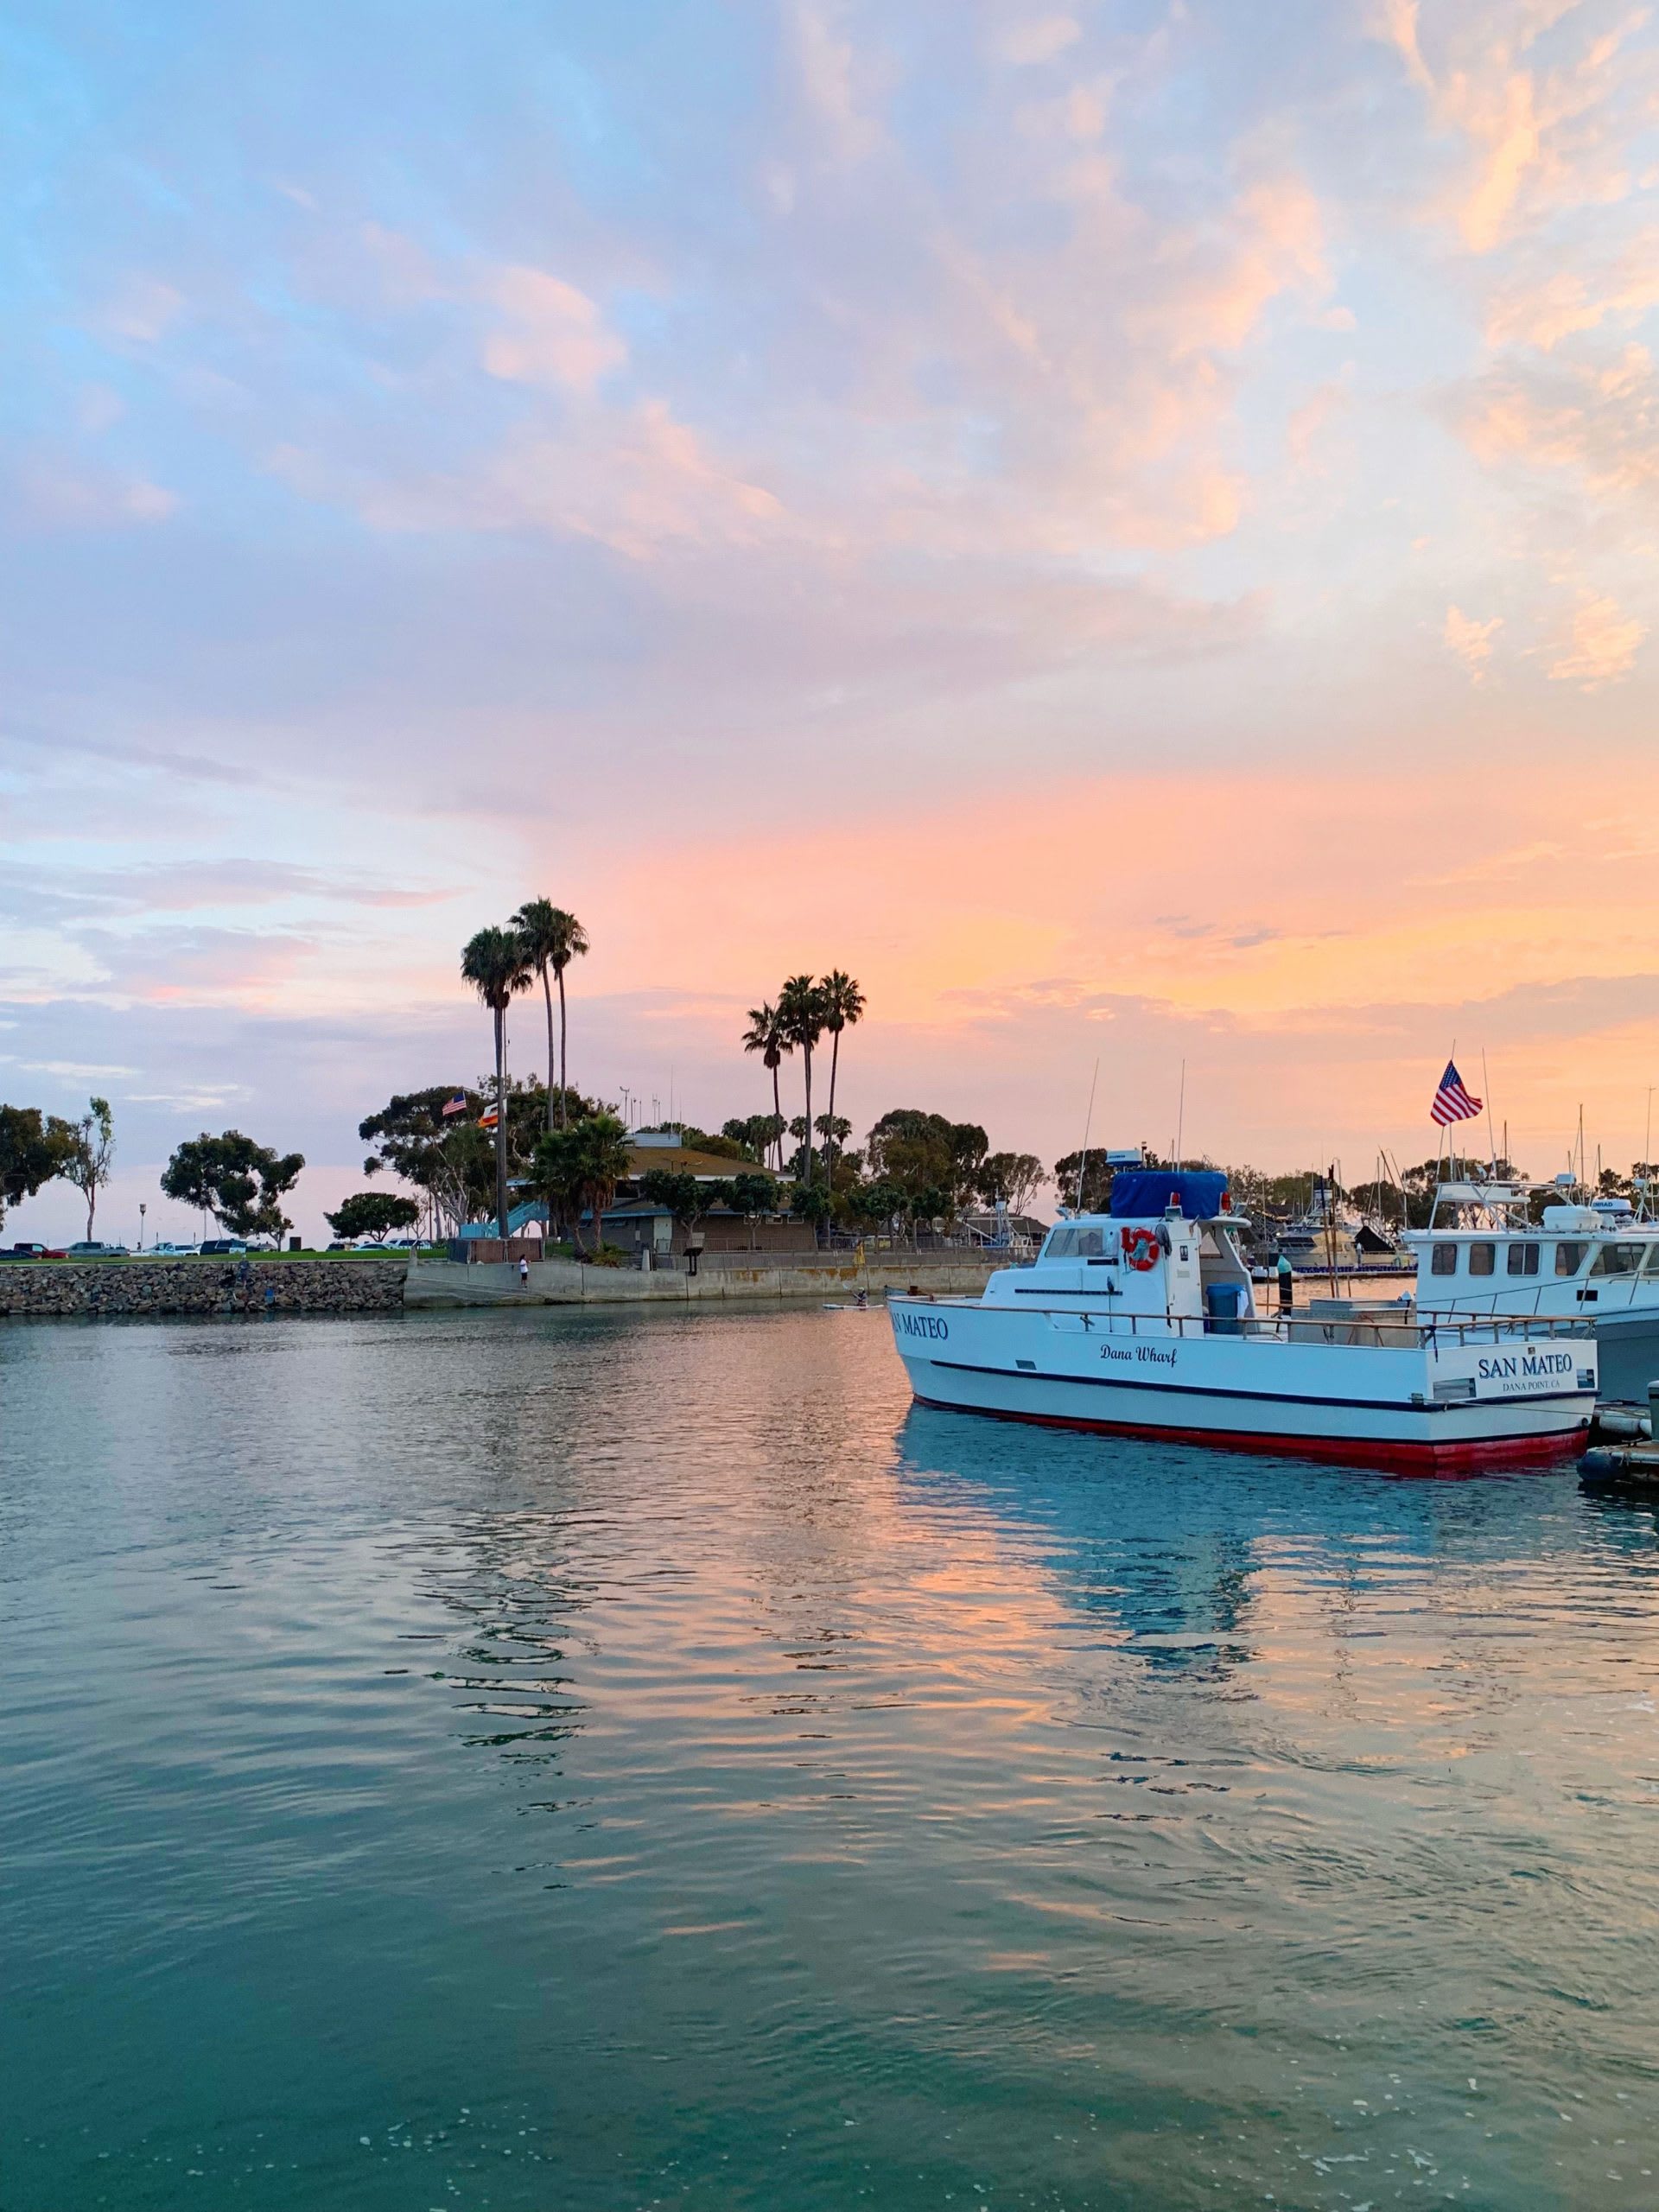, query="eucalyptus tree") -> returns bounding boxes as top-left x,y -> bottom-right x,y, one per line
817,971 -> 864,1185
61,1096 -> 116,1240
777,975 -> 827,1187
461,925 -> 533,1239
0,1104 -> 77,1230
741,1001 -> 791,1169
160,1131 -> 305,1241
